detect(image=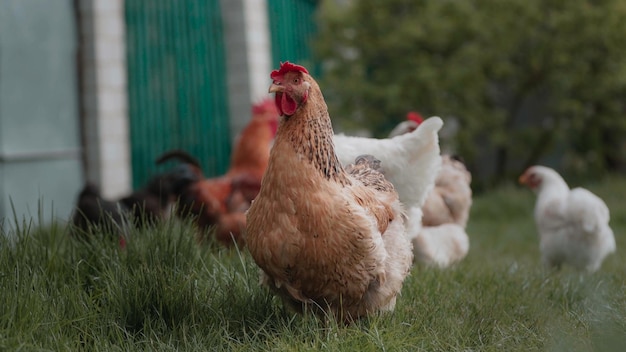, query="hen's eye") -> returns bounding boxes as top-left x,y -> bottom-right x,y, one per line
293,78 -> 300,84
